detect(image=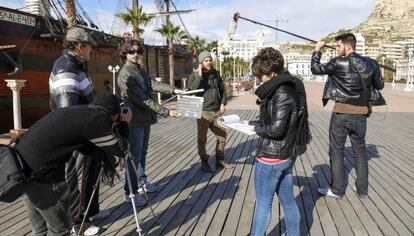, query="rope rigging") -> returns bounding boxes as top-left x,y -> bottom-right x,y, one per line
75,0 -> 99,29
